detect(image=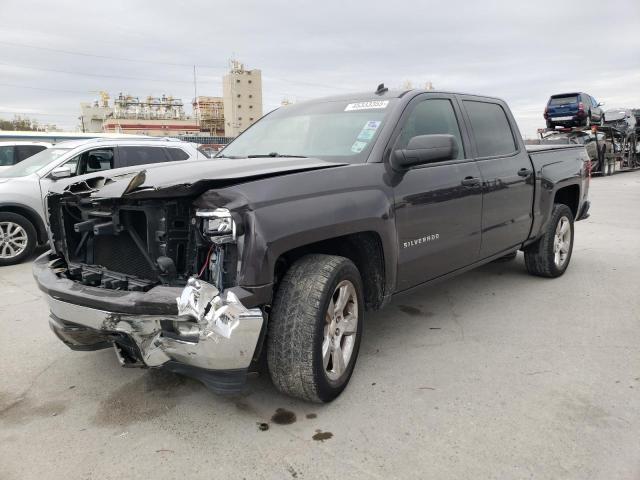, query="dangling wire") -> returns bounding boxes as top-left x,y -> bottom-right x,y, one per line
197,245 -> 214,278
